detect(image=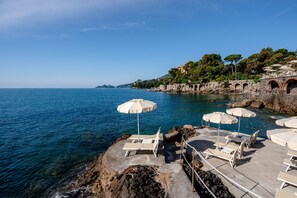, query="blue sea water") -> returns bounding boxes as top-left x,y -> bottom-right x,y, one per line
0,88 -> 283,197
